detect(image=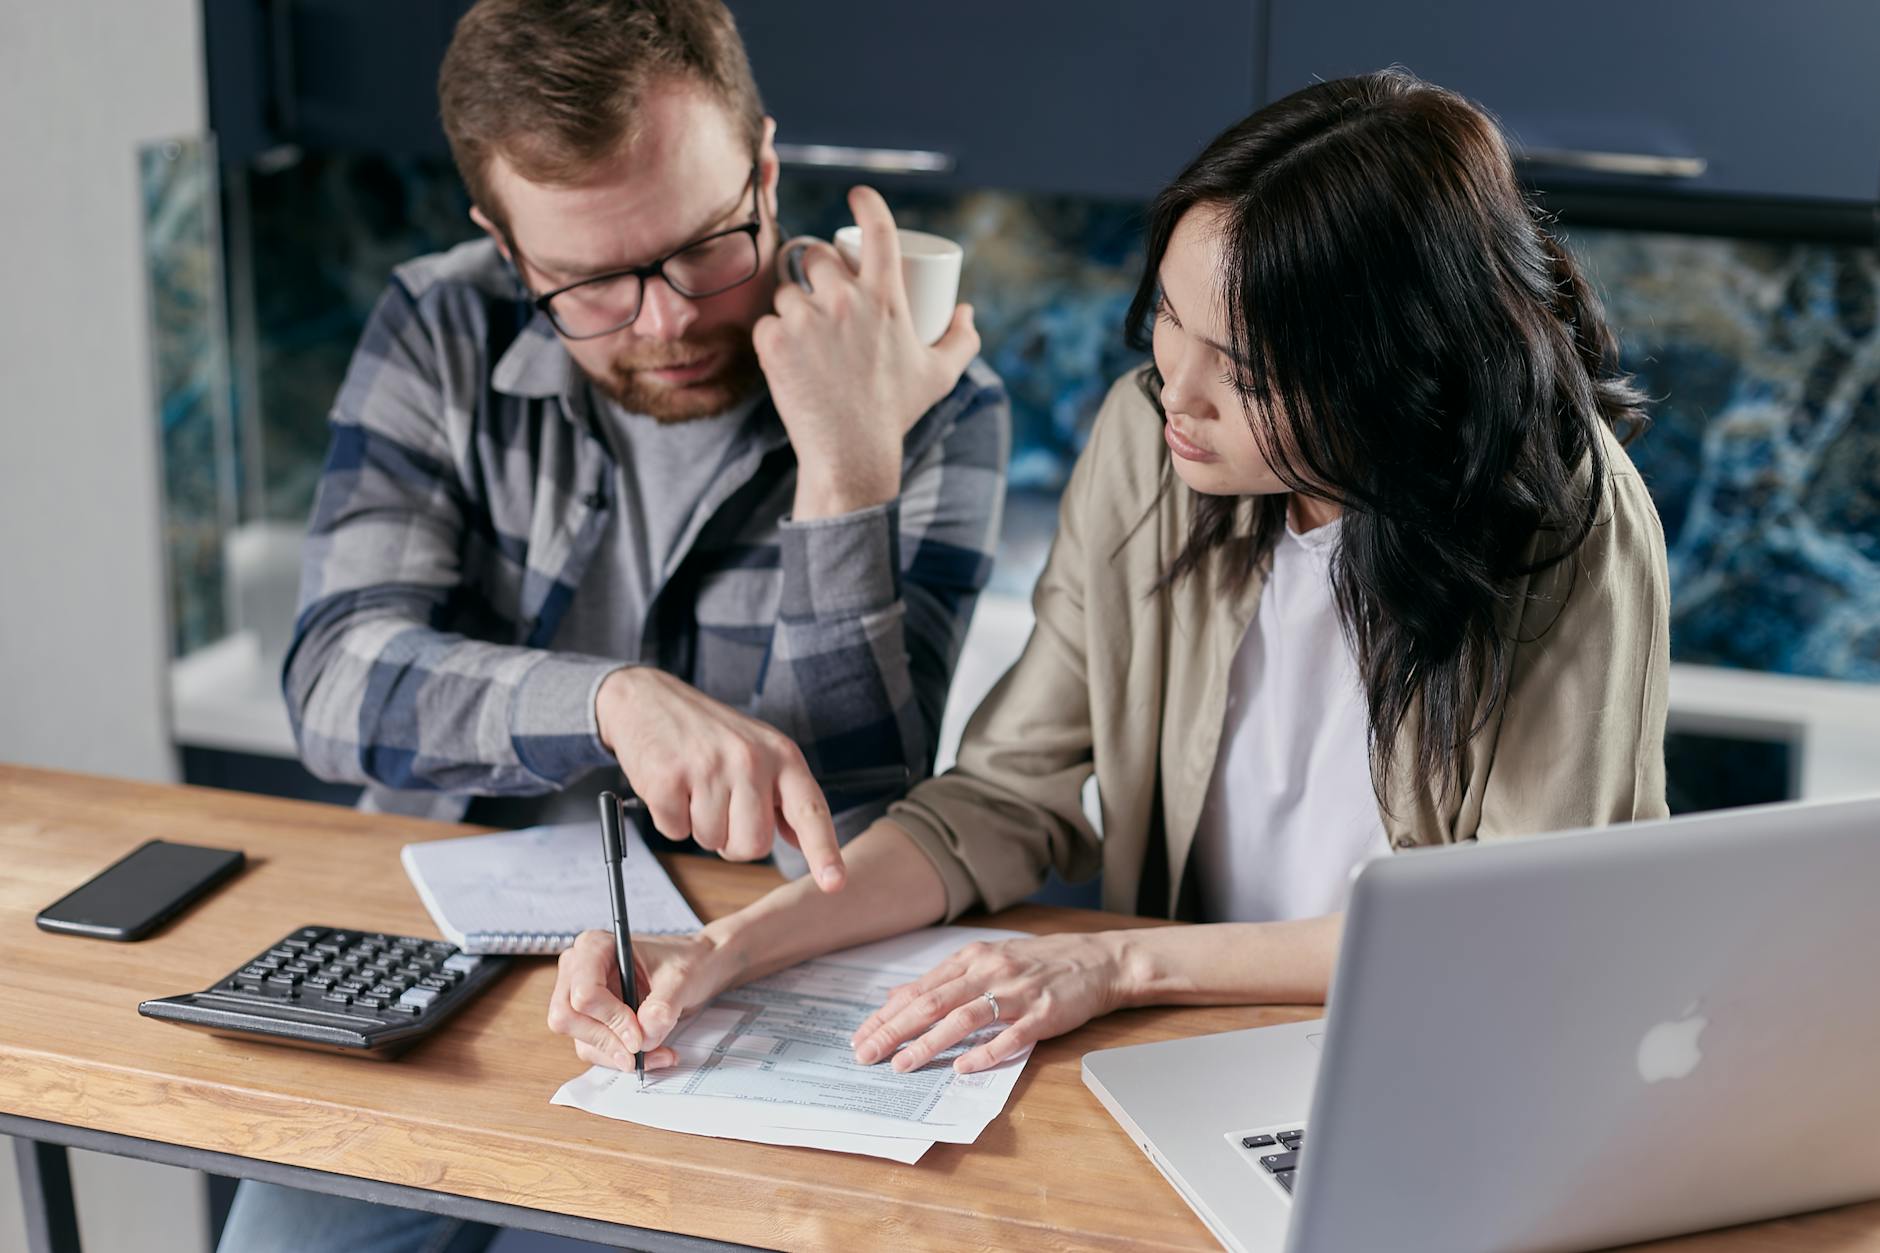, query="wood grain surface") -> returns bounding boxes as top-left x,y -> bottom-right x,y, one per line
2,766 -> 1874,1251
